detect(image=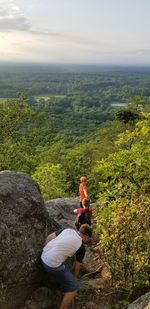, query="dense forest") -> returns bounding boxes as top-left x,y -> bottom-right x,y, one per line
0,64 -> 149,306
